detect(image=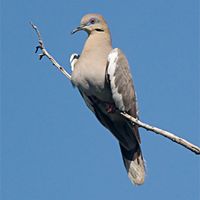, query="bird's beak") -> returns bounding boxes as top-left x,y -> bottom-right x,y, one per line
71,25 -> 85,34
